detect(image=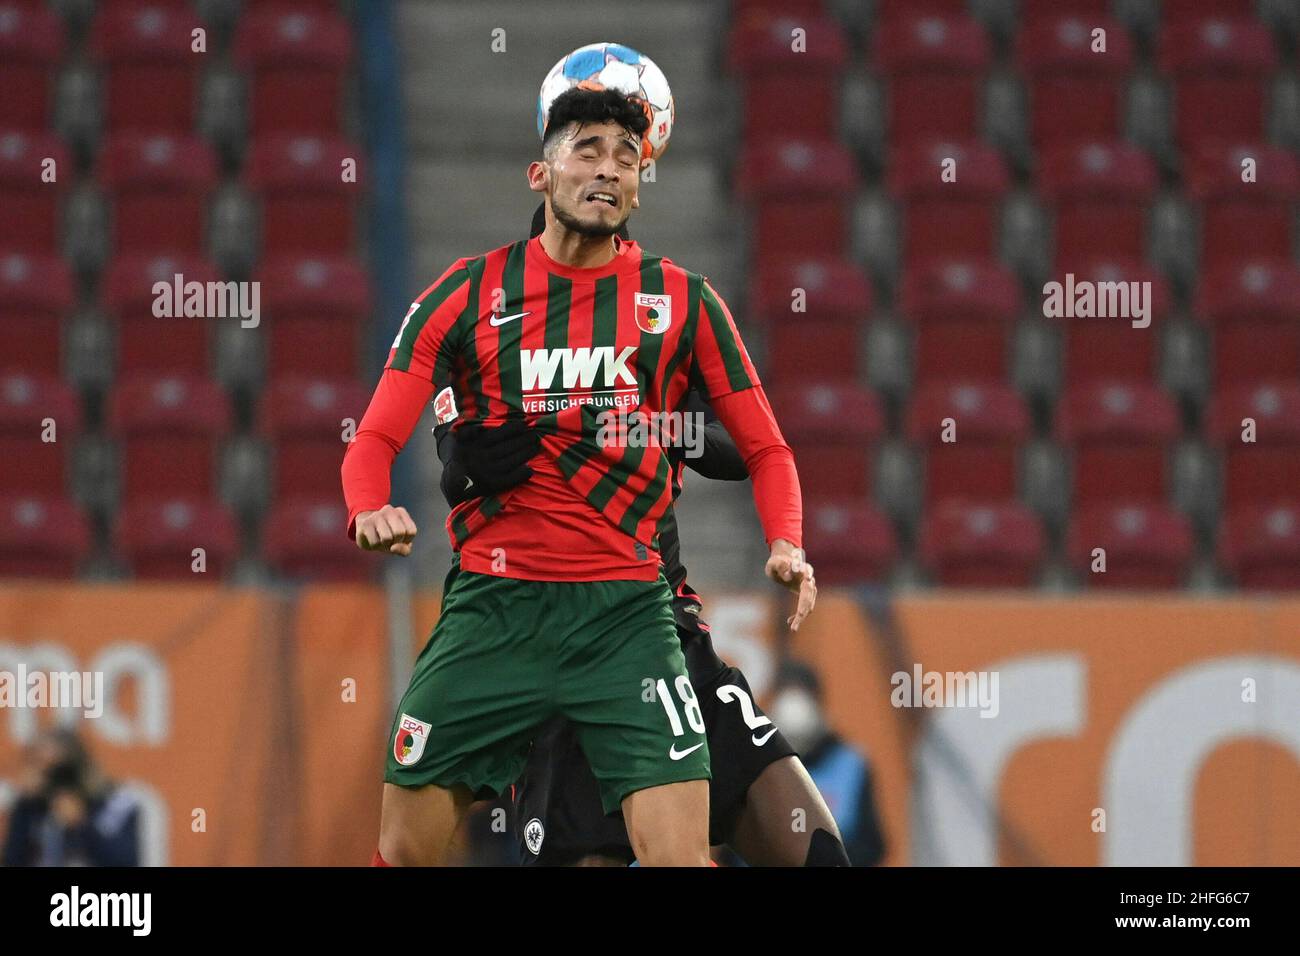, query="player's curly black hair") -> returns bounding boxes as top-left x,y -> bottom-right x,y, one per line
541,86 -> 650,158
